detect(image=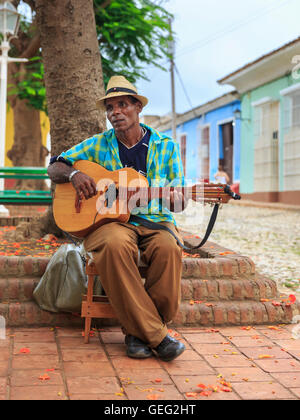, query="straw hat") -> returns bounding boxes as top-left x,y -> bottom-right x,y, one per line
96,75 -> 148,110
